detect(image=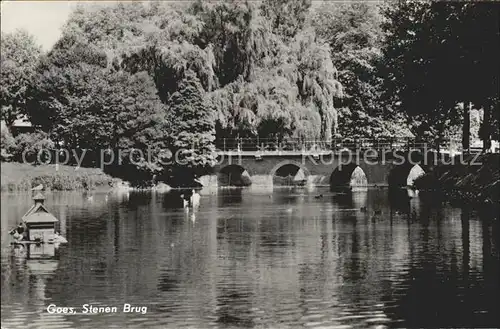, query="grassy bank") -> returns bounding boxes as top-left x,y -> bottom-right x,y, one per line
414,154 -> 500,205
1,162 -> 119,192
